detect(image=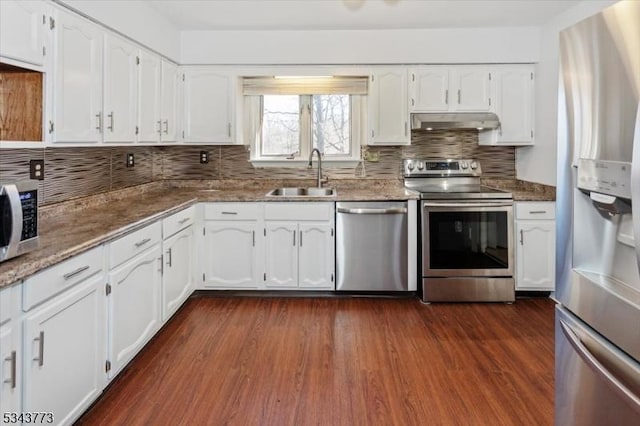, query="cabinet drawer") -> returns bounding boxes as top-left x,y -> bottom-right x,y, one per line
23,245 -> 104,311
163,206 -> 195,239
110,221 -> 162,269
516,202 -> 555,220
264,202 -> 333,221
0,286 -> 11,325
204,203 -> 260,221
